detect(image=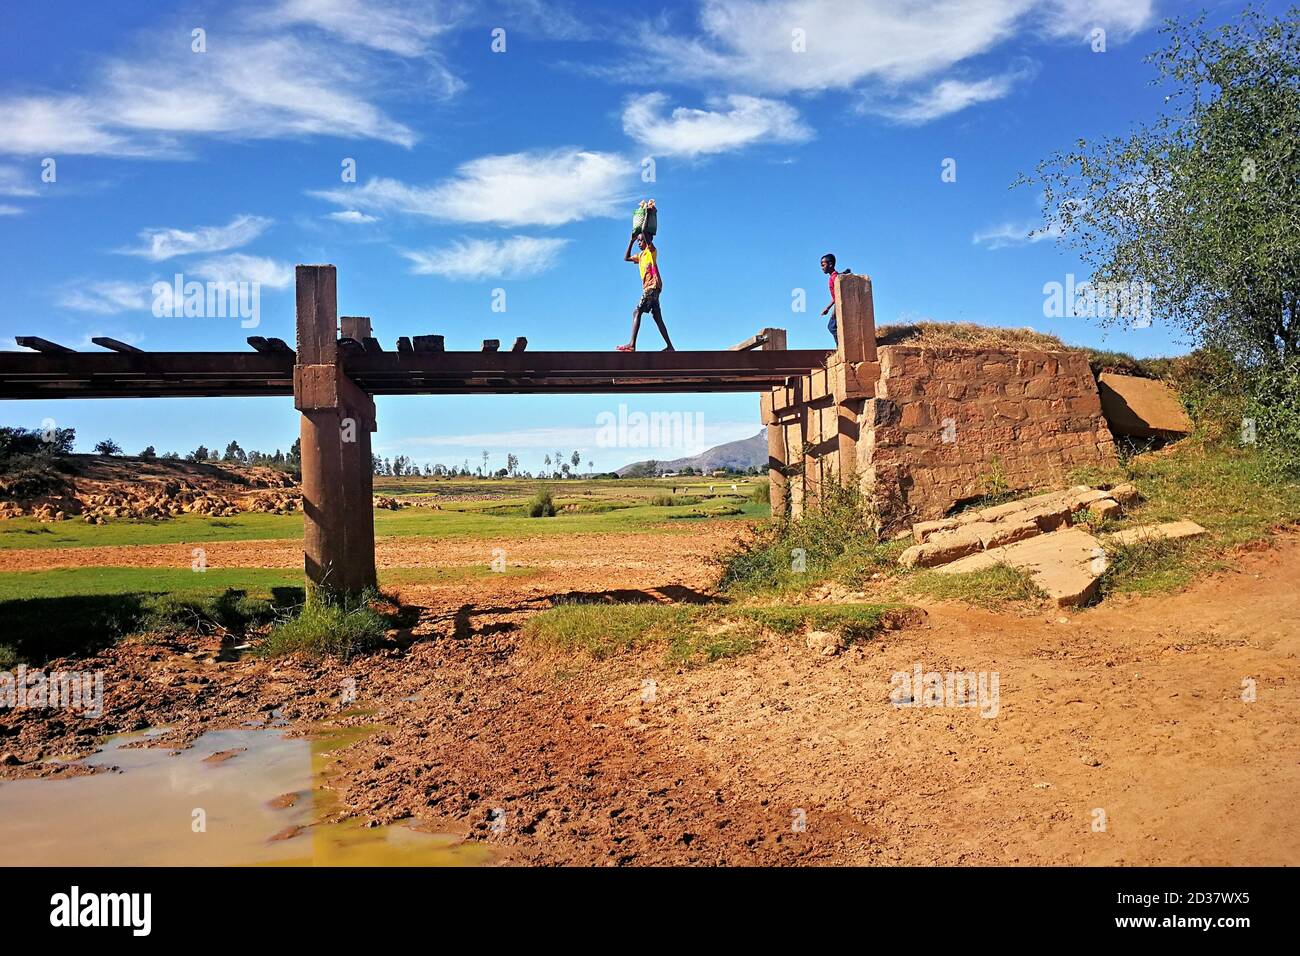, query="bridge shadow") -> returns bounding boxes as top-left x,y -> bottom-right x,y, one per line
544,584 -> 722,606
